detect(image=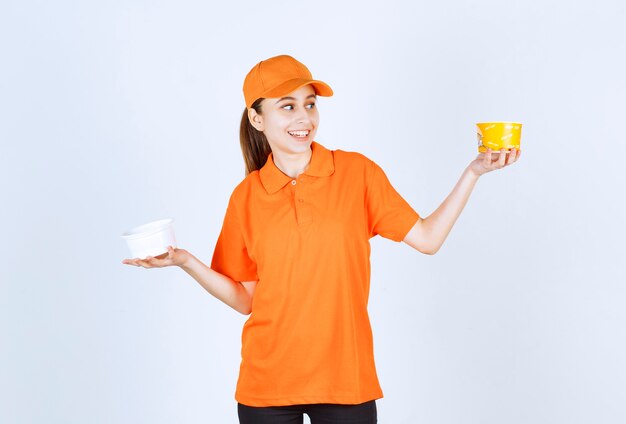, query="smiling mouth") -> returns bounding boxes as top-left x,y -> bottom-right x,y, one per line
288,130 -> 310,138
